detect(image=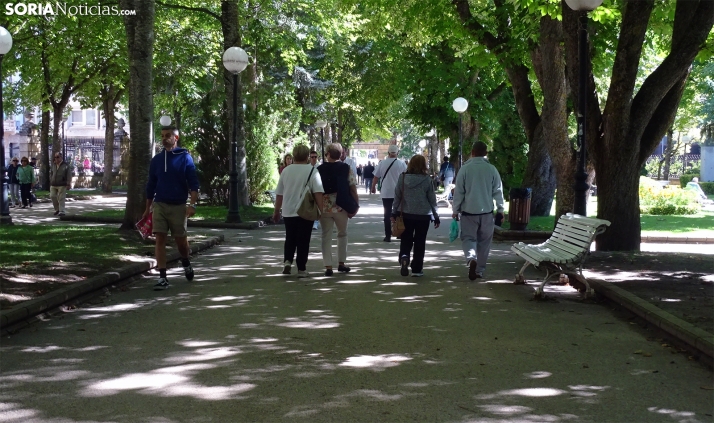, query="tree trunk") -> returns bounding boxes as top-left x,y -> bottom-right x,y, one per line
120,0 -> 155,229
520,124 -> 556,215
39,107 -> 51,190
52,106 -> 64,161
102,87 -> 122,194
221,0 -> 250,206
532,15 -> 575,220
